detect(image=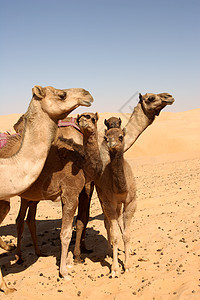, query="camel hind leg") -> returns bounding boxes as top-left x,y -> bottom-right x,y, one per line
74,182 -> 94,263
26,201 -> 41,256
60,195 -> 79,280
15,198 -> 29,262
0,200 -> 15,251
